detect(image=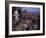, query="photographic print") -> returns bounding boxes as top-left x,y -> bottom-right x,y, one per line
5,1 -> 45,37
12,7 -> 40,31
